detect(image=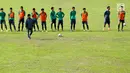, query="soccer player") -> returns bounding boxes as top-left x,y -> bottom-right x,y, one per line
0,8 -> 8,31
39,8 -> 47,32
103,6 -> 111,31
81,8 -> 89,31
50,7 -> 56,31
8,8 -> 16,31
25,14 -> 34,39
56,8 -> 65,31
18,6 -> 26,31
70,7 -> 76,31
31,8 -> 39,31
118,6 -> 126,32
